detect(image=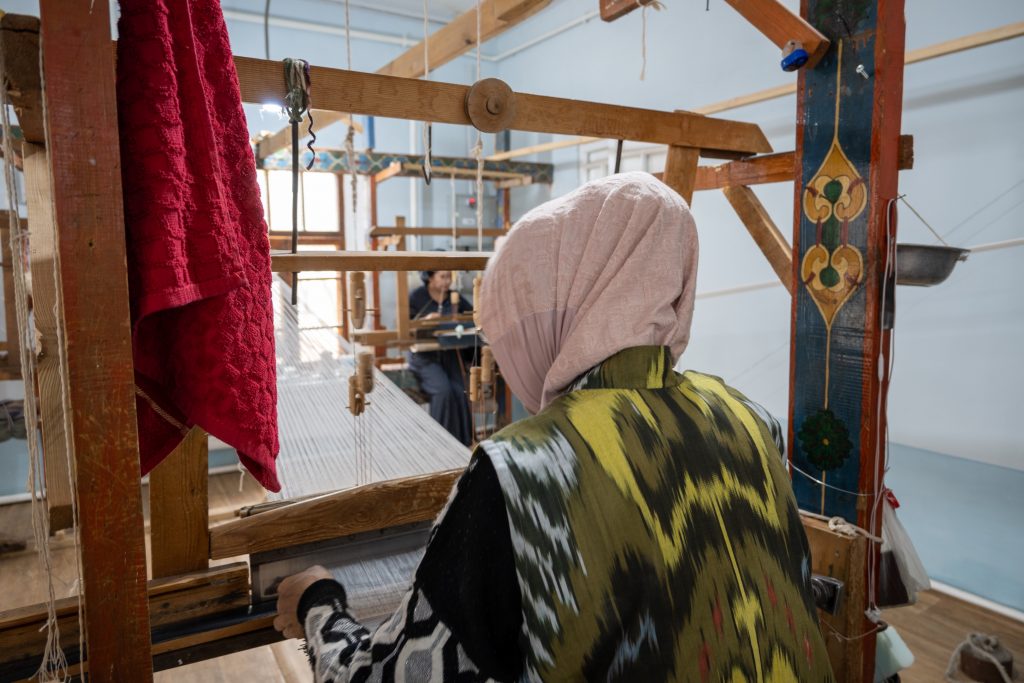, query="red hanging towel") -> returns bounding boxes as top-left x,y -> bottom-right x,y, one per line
117,0 -> 280,491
